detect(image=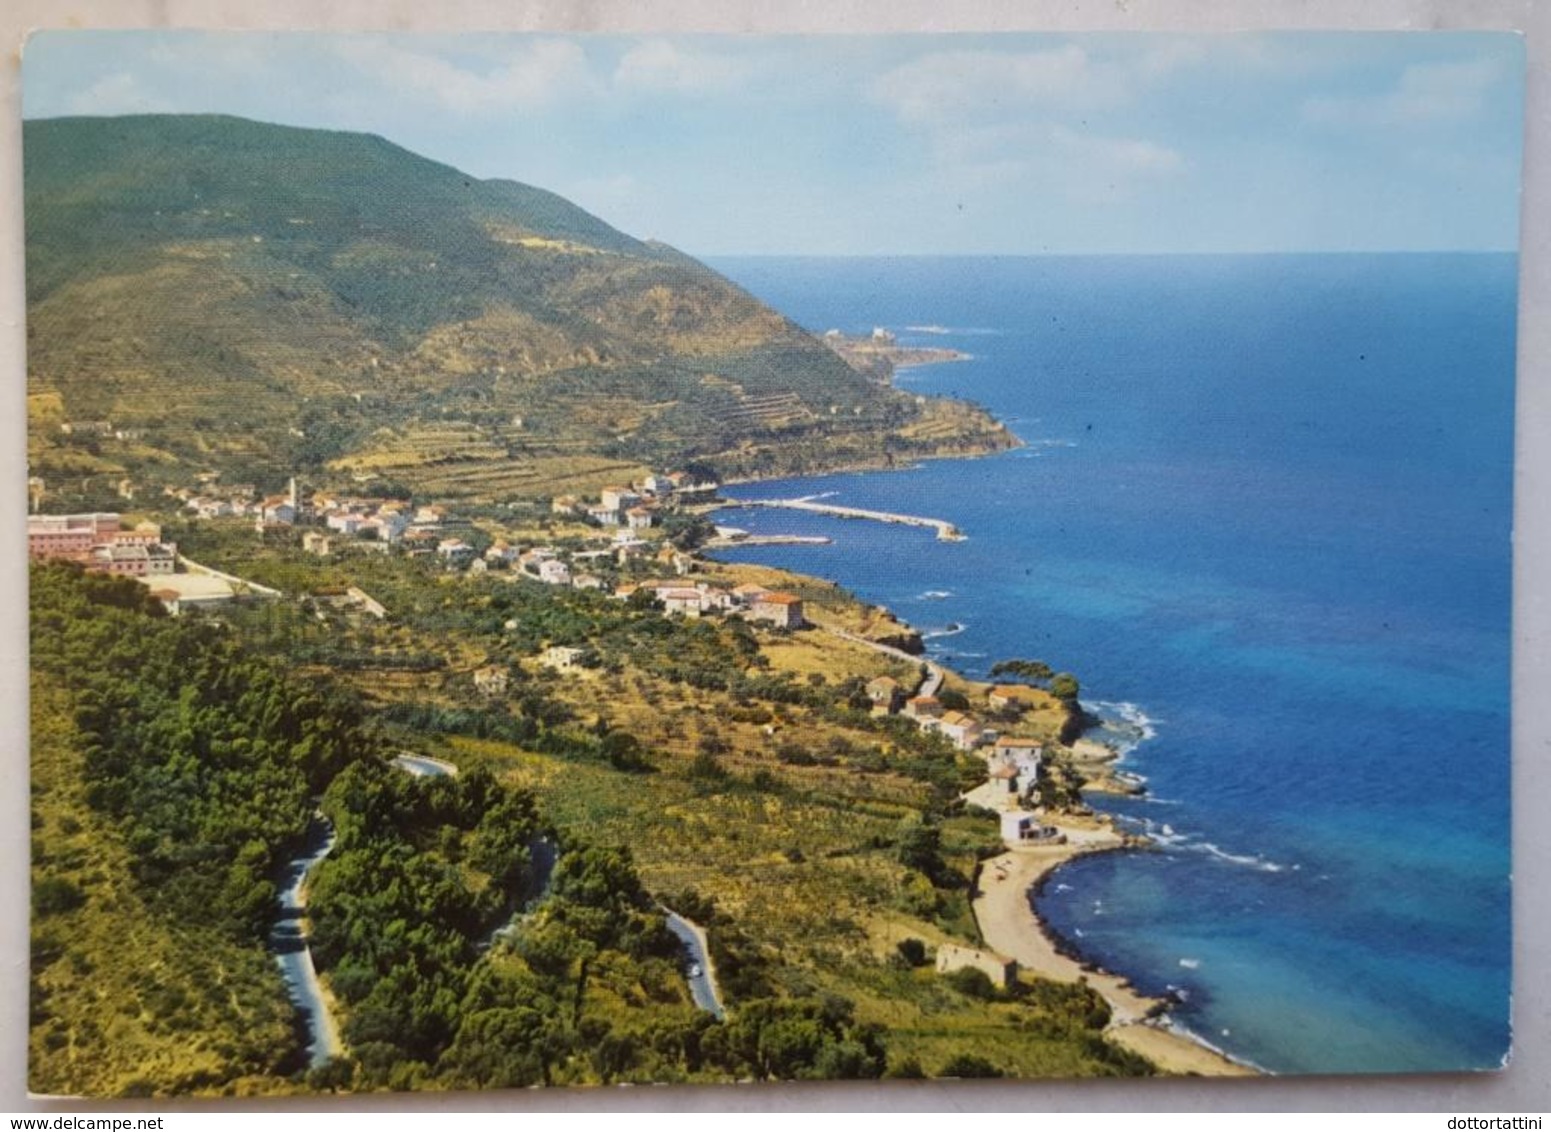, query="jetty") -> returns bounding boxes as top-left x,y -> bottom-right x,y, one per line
721,497 -> 965,541
703,533 -> 832,550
